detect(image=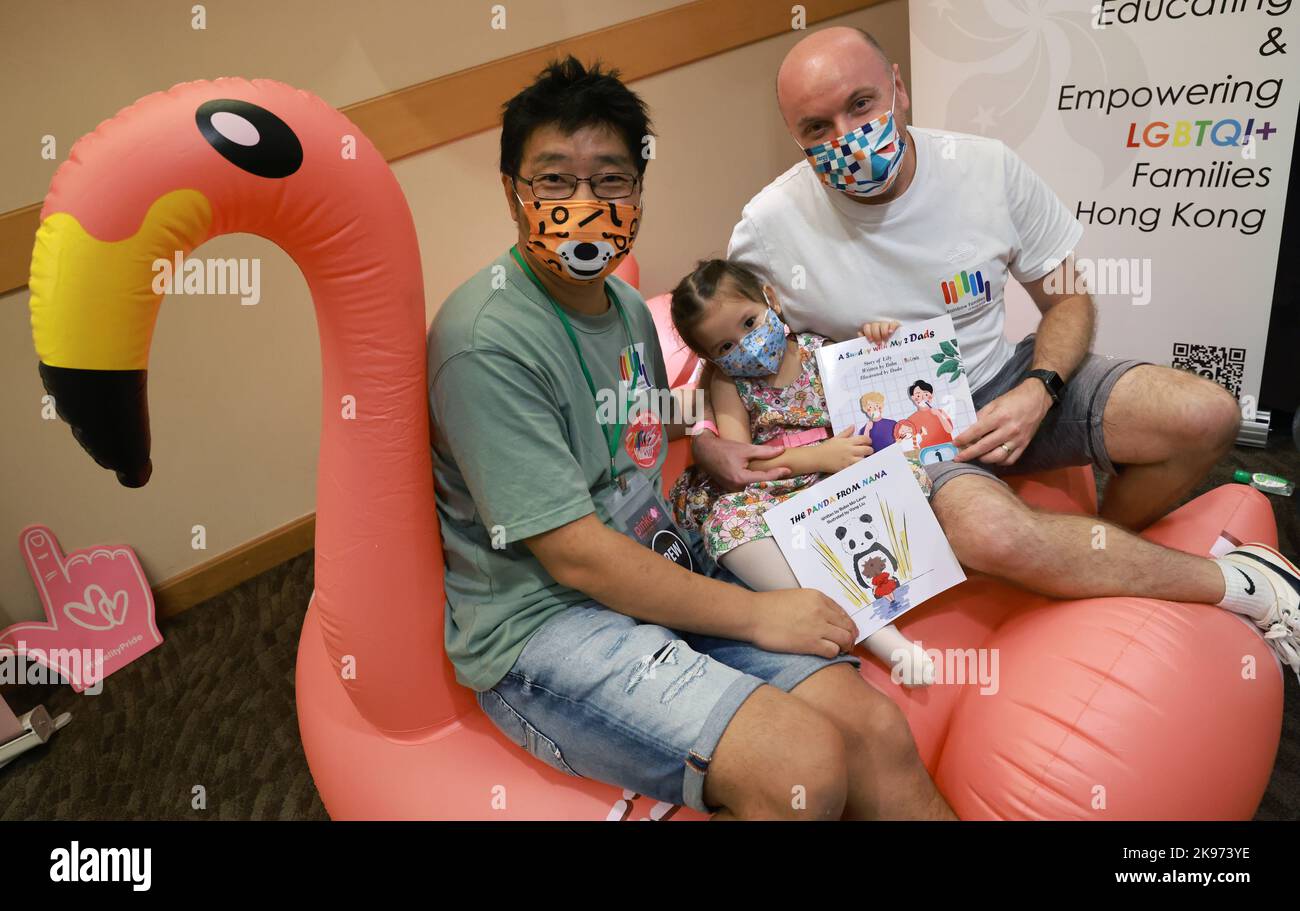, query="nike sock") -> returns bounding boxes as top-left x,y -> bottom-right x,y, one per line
1214,558 -> 1273,623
